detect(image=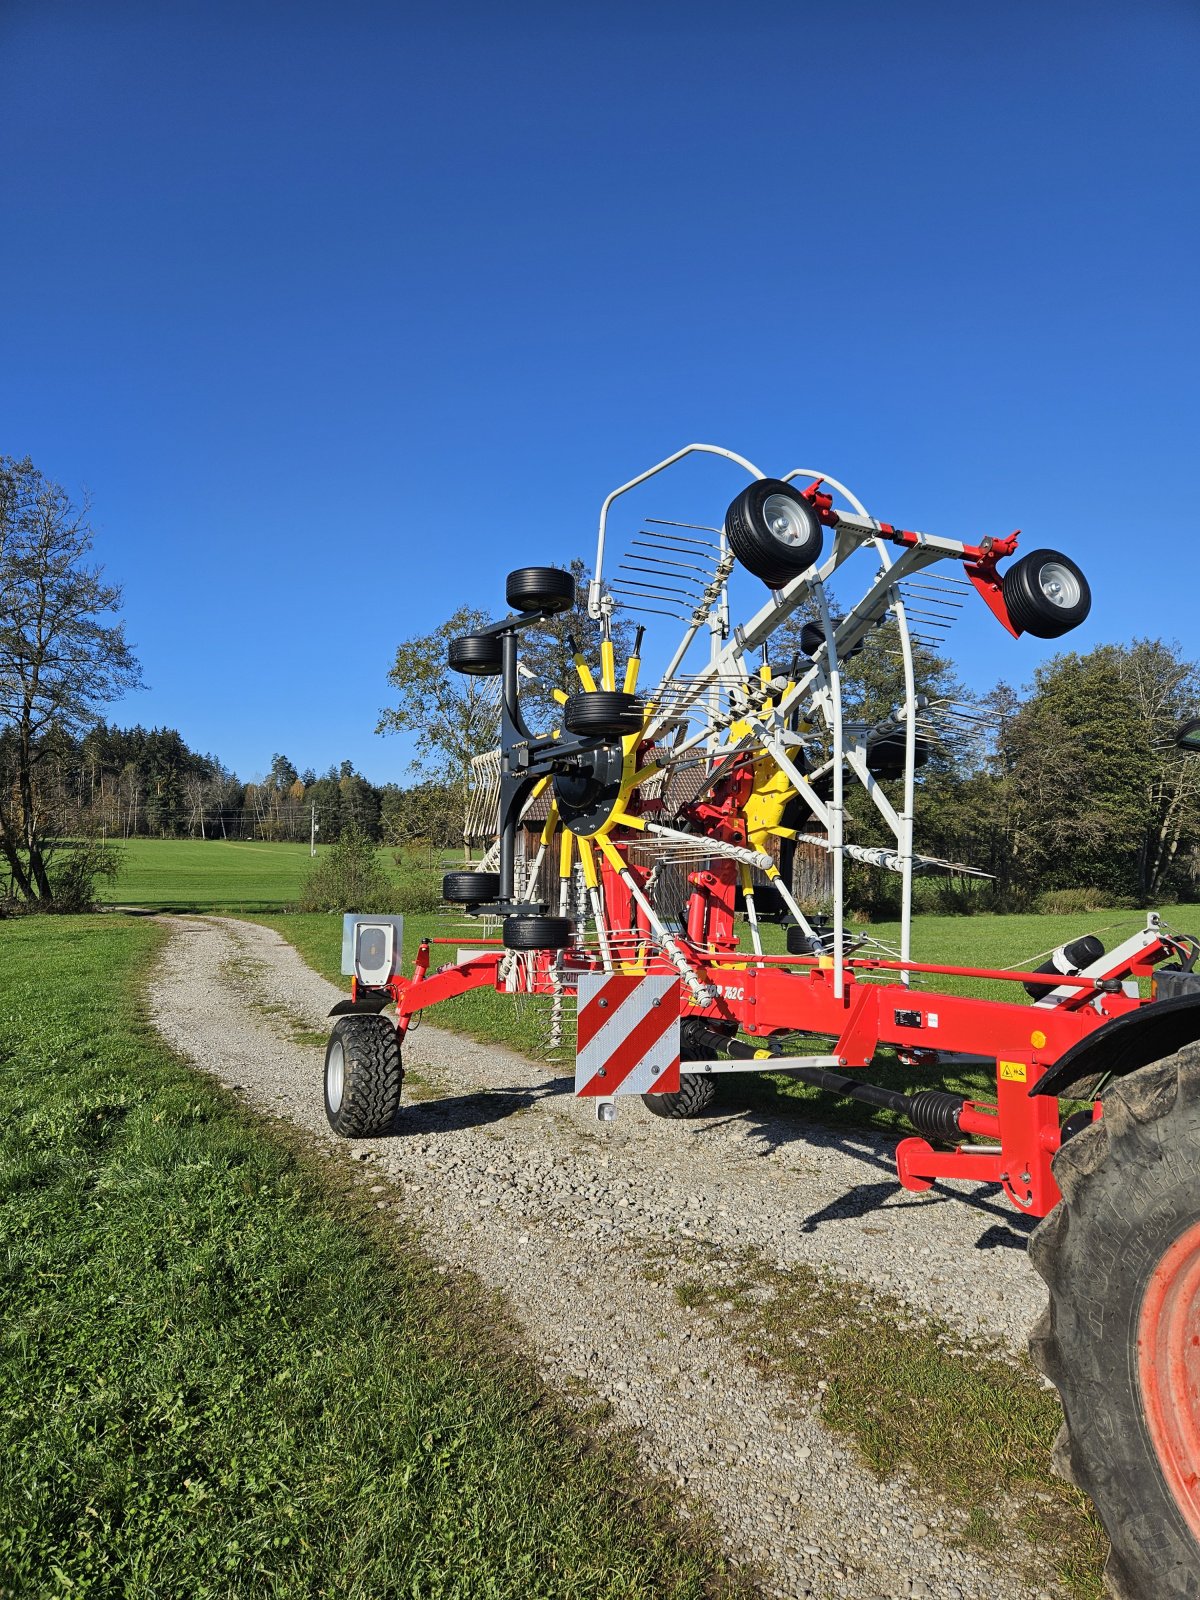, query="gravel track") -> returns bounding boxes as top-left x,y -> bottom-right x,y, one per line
147,915 -> 1063,1600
